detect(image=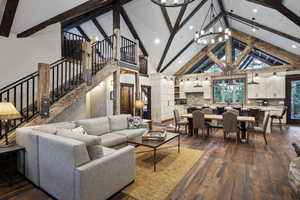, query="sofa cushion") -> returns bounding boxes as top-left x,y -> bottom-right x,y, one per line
112,128 -> 147,140
108,114 -> 131,131
33,122 -> 76,134
57,131 -> 102,159
75,117 -> 110,136
100,133 -> 127,147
